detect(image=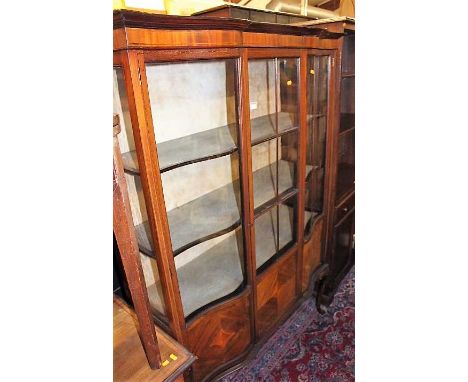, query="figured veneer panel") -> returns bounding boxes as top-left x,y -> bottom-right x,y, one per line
302,216 -> 323,292
146,230 -> 244,318
187,291 -> 251,382
256,250 -> 297,337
